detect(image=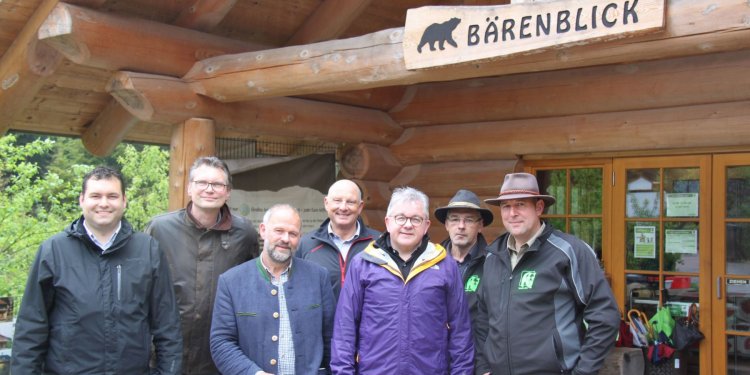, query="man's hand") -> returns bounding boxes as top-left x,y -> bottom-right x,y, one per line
255,372 -> 273,375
